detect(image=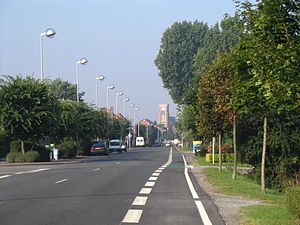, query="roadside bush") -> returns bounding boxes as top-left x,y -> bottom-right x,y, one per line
31,145 -> 50,162
286,186 -> 300,220
57,139 -> 77,159
0,130 -> 9,158
6,151 -> 40,163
